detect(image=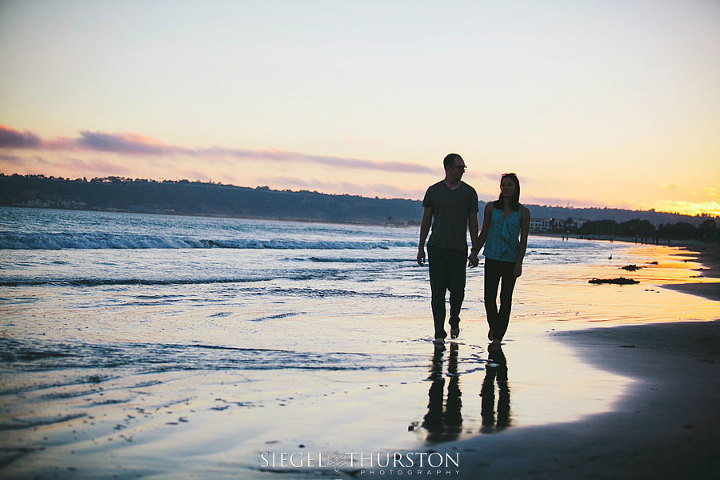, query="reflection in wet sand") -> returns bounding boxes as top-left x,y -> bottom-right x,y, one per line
480,345 -> 510,433
422,342 -> 463,442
